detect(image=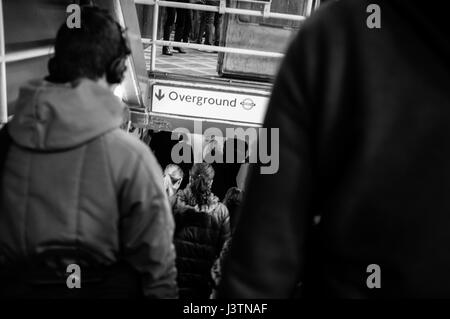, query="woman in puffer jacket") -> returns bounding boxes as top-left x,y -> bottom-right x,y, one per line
172,163 -> 230,299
